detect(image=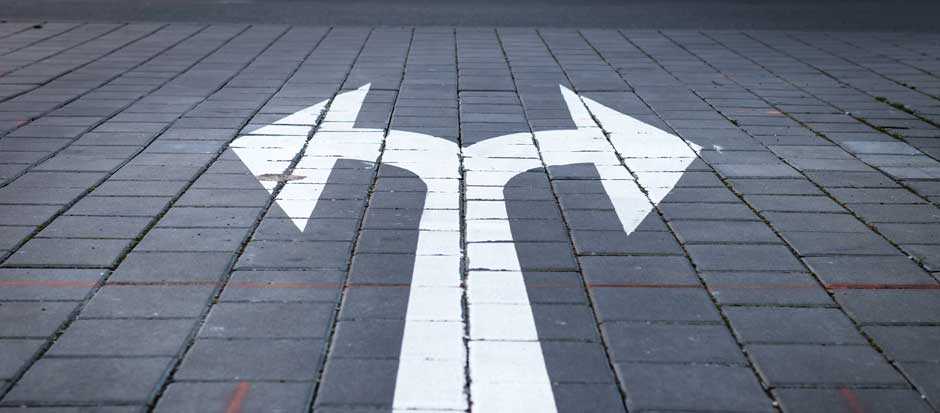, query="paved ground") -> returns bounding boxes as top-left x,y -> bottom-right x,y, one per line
4,0 -> 940,30
0,21 -> 939,413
